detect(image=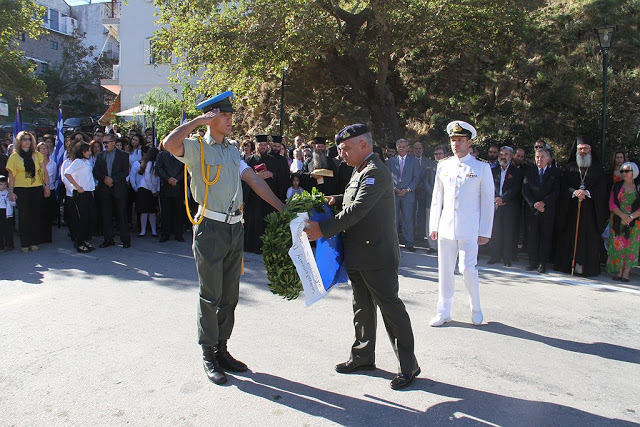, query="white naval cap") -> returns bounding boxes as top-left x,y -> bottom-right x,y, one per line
446,120 -> 477,140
